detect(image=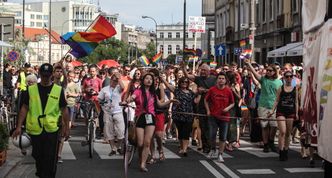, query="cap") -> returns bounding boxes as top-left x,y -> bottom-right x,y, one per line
39,63 -> 53,76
